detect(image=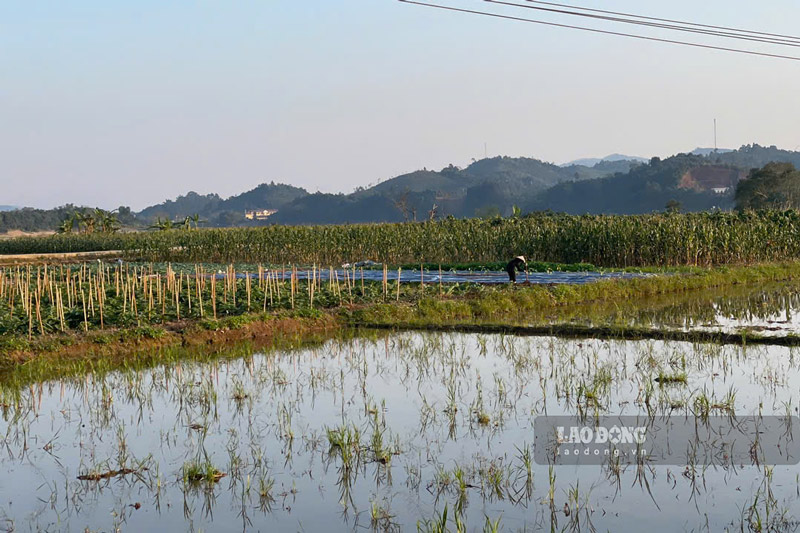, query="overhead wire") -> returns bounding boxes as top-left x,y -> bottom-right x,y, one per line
485,0 -> 800,48
398,0 -> 800,62
516,0 -> 800,43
